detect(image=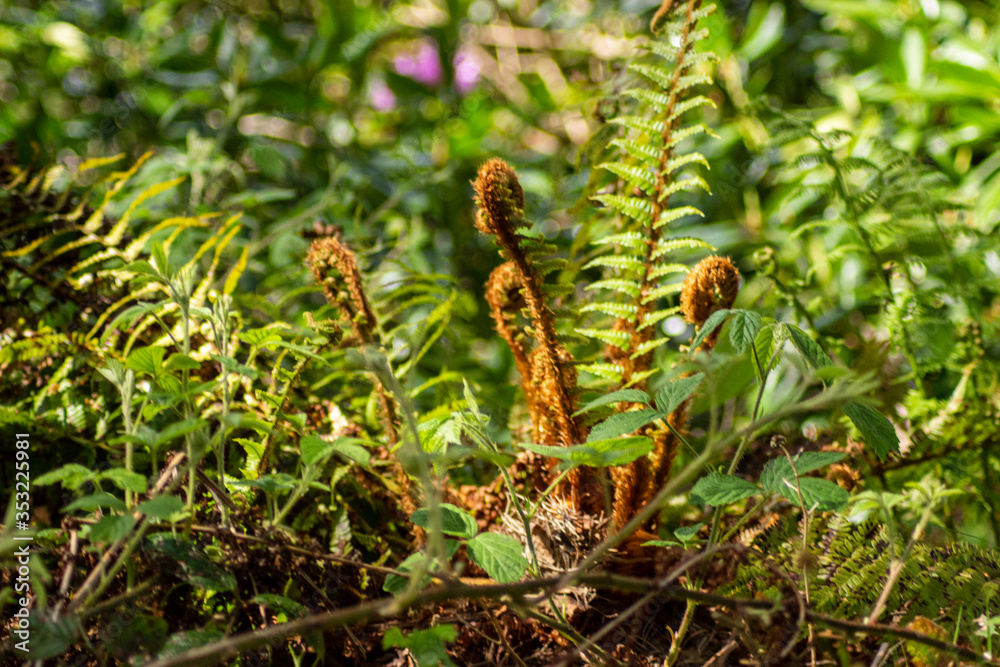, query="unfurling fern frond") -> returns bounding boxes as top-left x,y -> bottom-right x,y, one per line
581,0 -> 719,388
473,160 -> 604,511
